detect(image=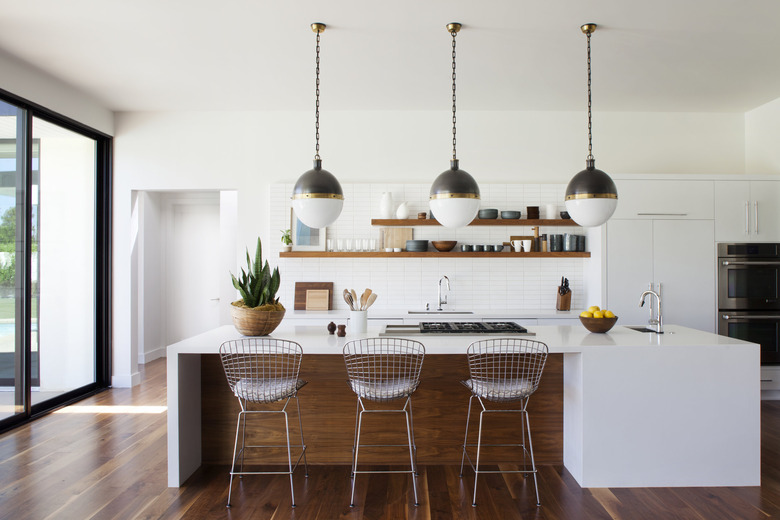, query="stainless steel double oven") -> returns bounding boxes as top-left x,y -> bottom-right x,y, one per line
718,243 -> 780,364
